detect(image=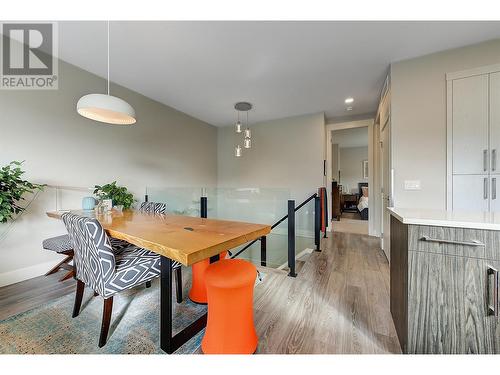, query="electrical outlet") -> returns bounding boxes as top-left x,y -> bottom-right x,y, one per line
404,180 -> 421,190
